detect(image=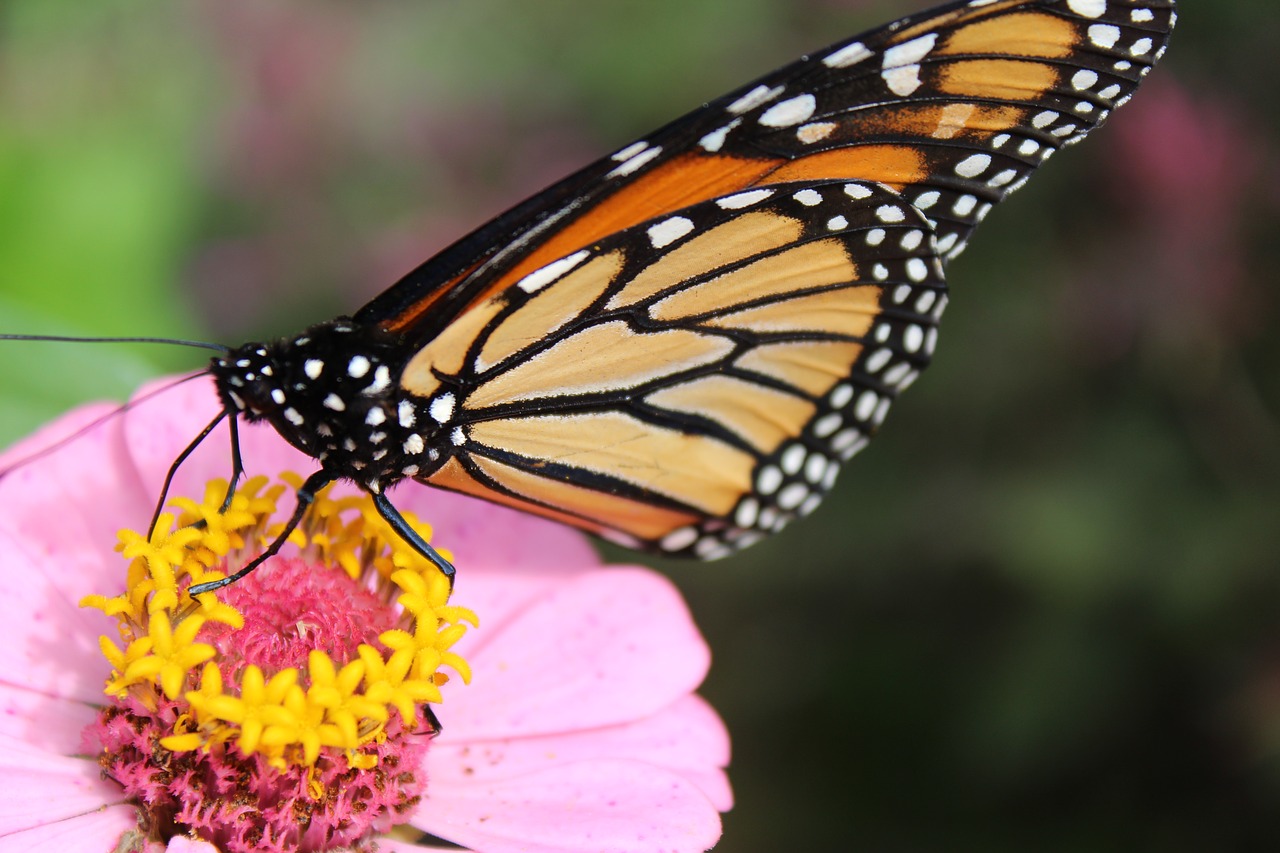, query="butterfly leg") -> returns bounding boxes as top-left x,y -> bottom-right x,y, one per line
149,410 -> 227,537
219,414 -> 246,513
371,492 -> 456,588
419,704 -> 443,739
187,468 -> 336,596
